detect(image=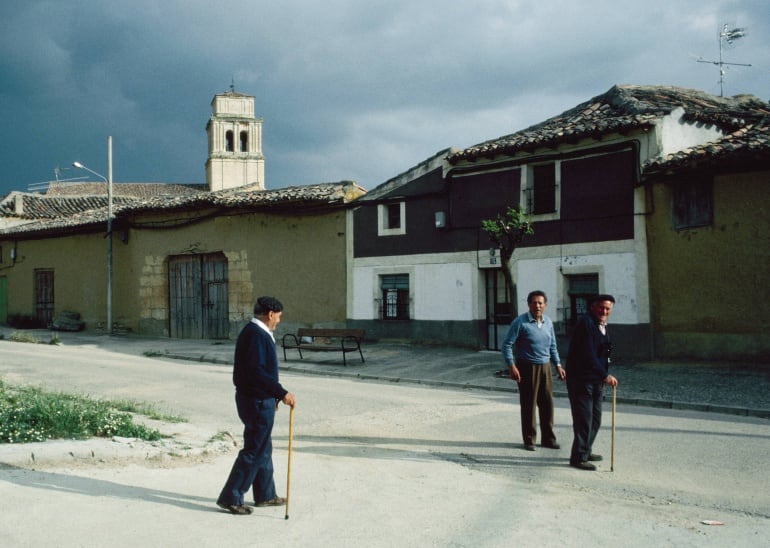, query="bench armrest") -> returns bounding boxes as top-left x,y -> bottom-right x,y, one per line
341,335 -> 361,351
